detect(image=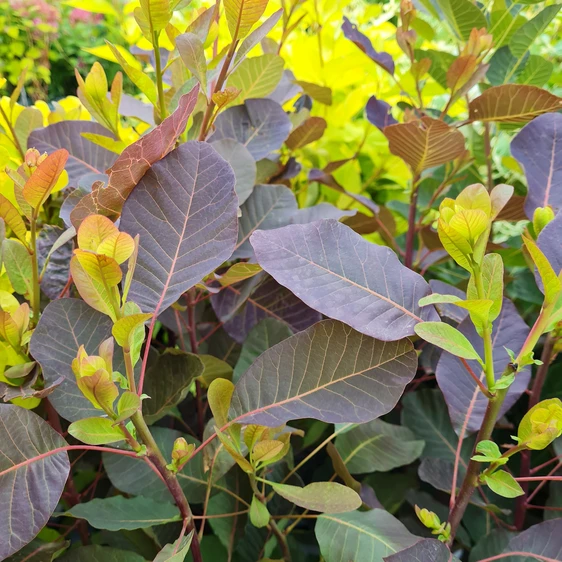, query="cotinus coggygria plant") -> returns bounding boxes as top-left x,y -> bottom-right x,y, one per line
1,0 -> 562,561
